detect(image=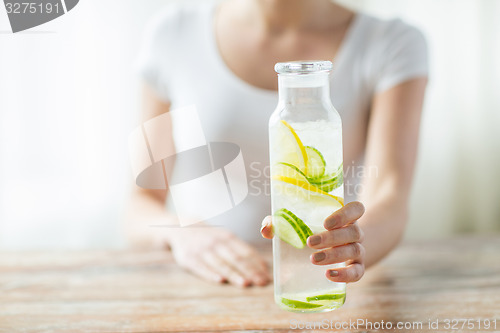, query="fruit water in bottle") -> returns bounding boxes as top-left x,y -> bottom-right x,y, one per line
269,61 -> 345,313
